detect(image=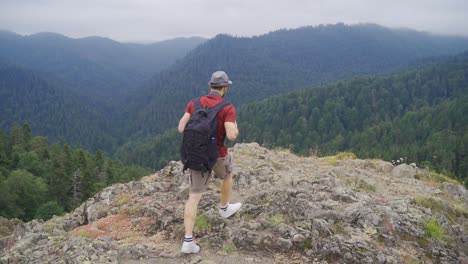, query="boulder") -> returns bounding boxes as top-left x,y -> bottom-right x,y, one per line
391,164 -> 419,178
